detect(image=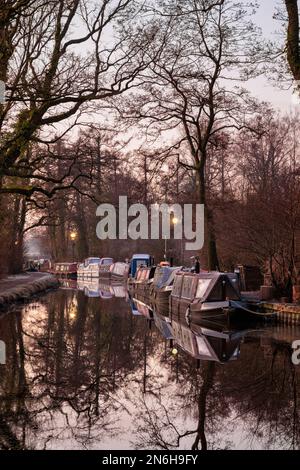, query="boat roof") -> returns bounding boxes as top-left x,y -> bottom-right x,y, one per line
174,271 -> 240,301
153,266 -> 183,288
55,262 -> 77,266
131,254 -> 152,260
